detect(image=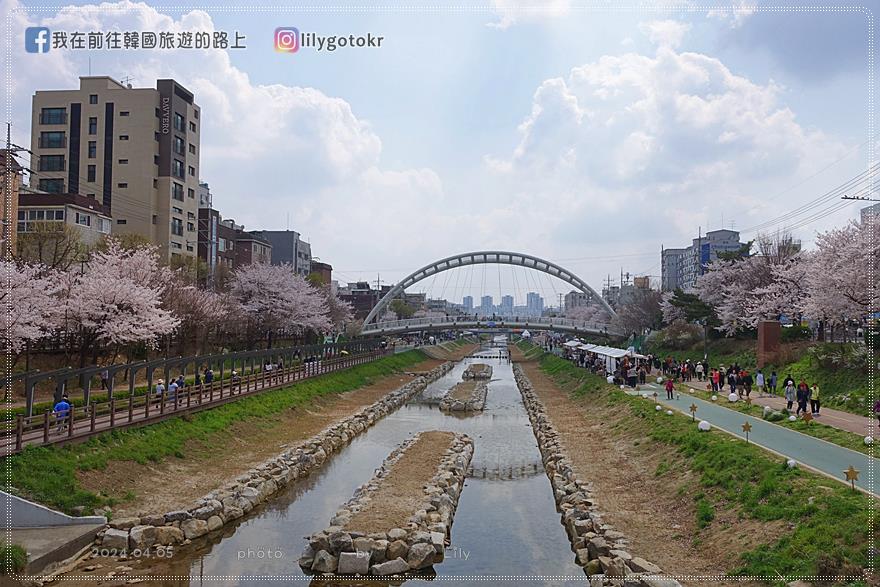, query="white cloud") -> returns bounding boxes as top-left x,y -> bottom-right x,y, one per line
638,20 -> 692,49
487,0 -> 572,29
